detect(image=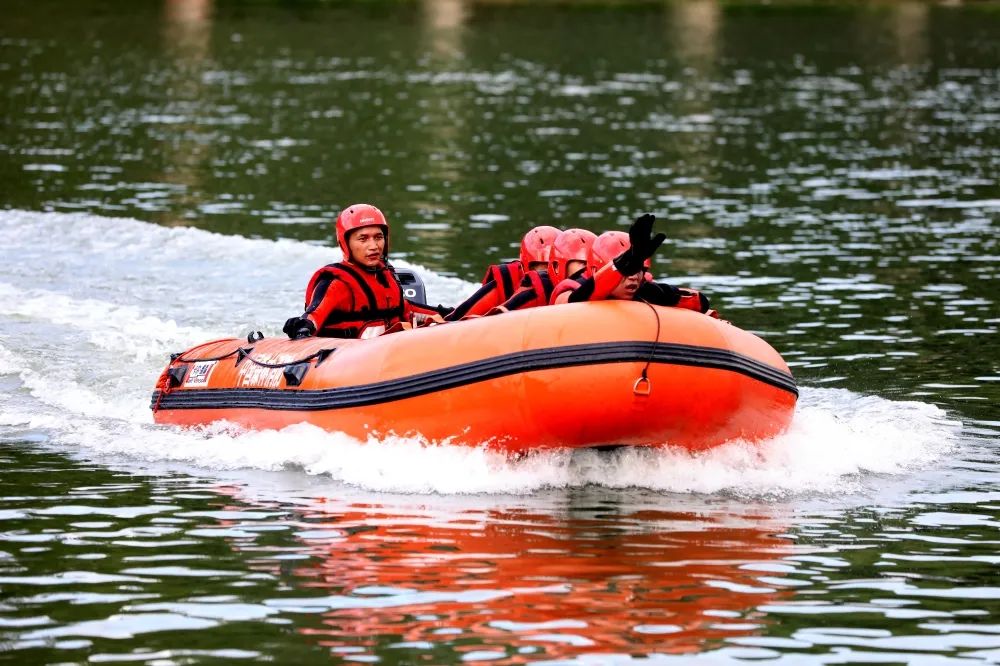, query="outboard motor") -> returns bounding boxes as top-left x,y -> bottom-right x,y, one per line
395,268 -> 427,304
